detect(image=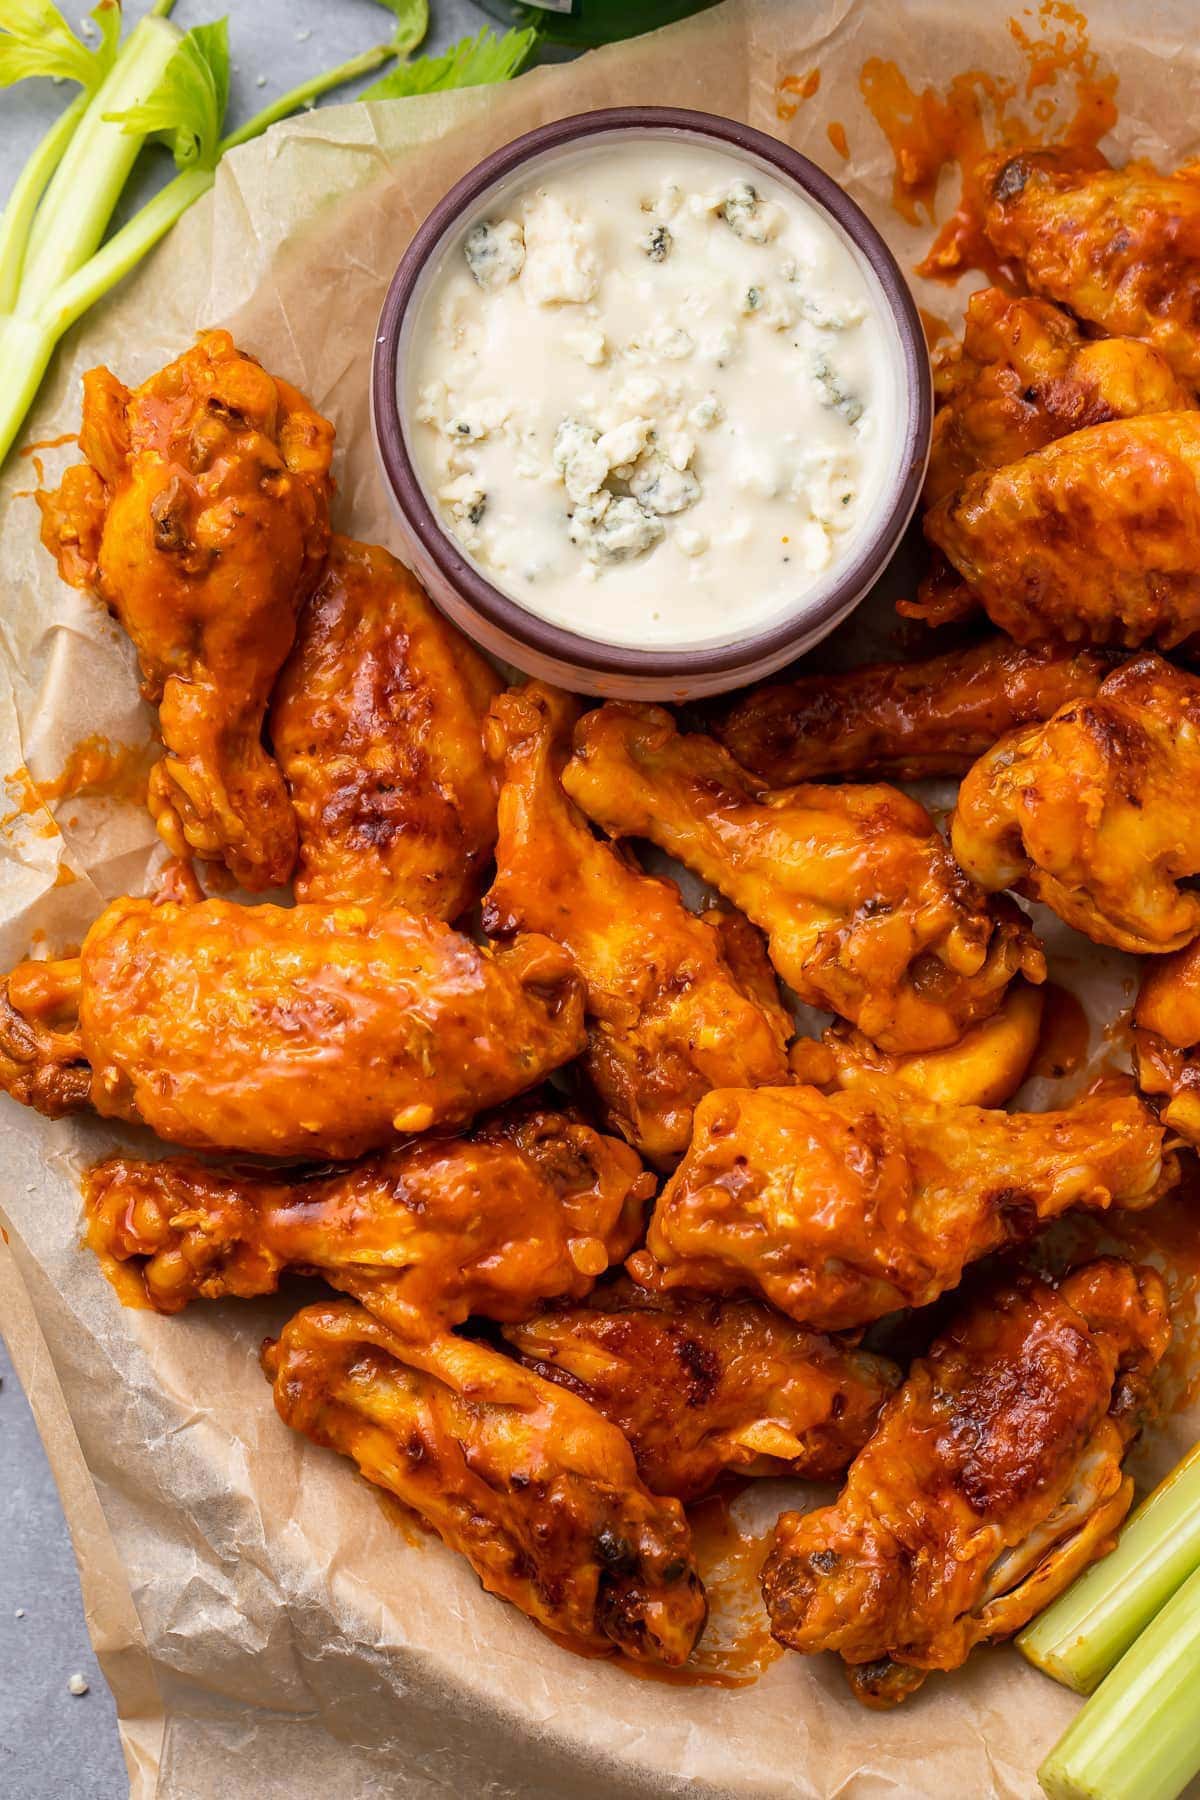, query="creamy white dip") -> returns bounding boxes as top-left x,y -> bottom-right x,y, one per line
404,137 -> 903,650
